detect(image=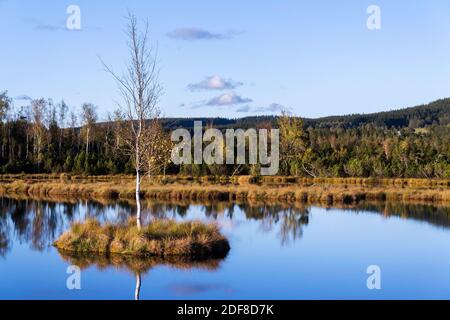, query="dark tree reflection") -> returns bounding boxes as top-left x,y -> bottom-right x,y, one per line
0,196 -> 450,259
